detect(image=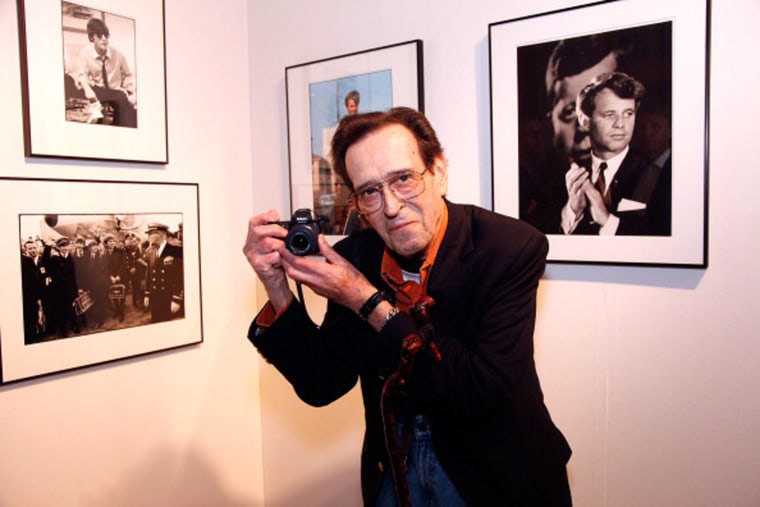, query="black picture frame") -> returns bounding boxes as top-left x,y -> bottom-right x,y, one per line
17,0 -> 168,163
285,40 -> 424,237
0,178 -> 202,384
489,0 -> 709,267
